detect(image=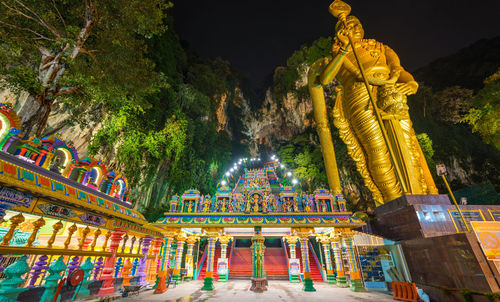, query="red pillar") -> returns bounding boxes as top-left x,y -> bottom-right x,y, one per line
98,228 -> 126,295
